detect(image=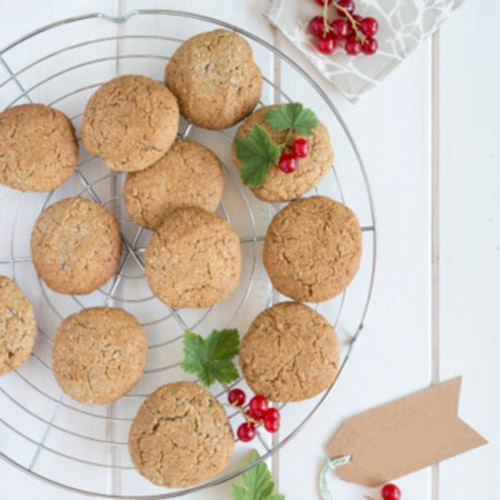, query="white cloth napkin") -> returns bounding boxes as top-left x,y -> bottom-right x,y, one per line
266,0 -> 465,102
